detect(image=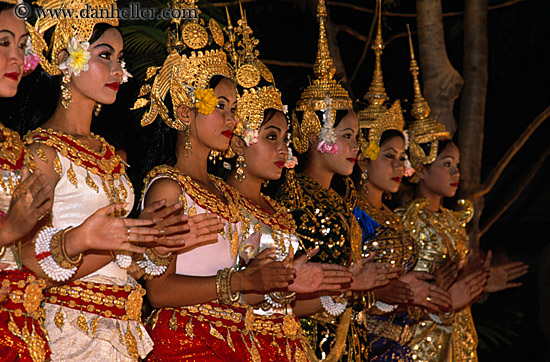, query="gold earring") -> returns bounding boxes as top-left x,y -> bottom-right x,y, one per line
183,123 -> 192,157
235,155 -> 246,182
360,170 -> 368,186
93,103 -> 102,116
61,73 -> 72,108
209,150 -> 222,164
